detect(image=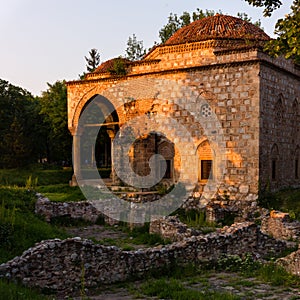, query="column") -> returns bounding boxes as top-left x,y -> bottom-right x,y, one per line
107,129 -> 120,185
70,131 -> 82,186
